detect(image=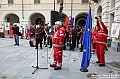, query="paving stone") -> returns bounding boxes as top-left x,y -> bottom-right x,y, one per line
11,60 -> 32,69
15,67 -> 34,78
0,73 -> 13,79
0,38 -> 120,79
2,68 -> 21,76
